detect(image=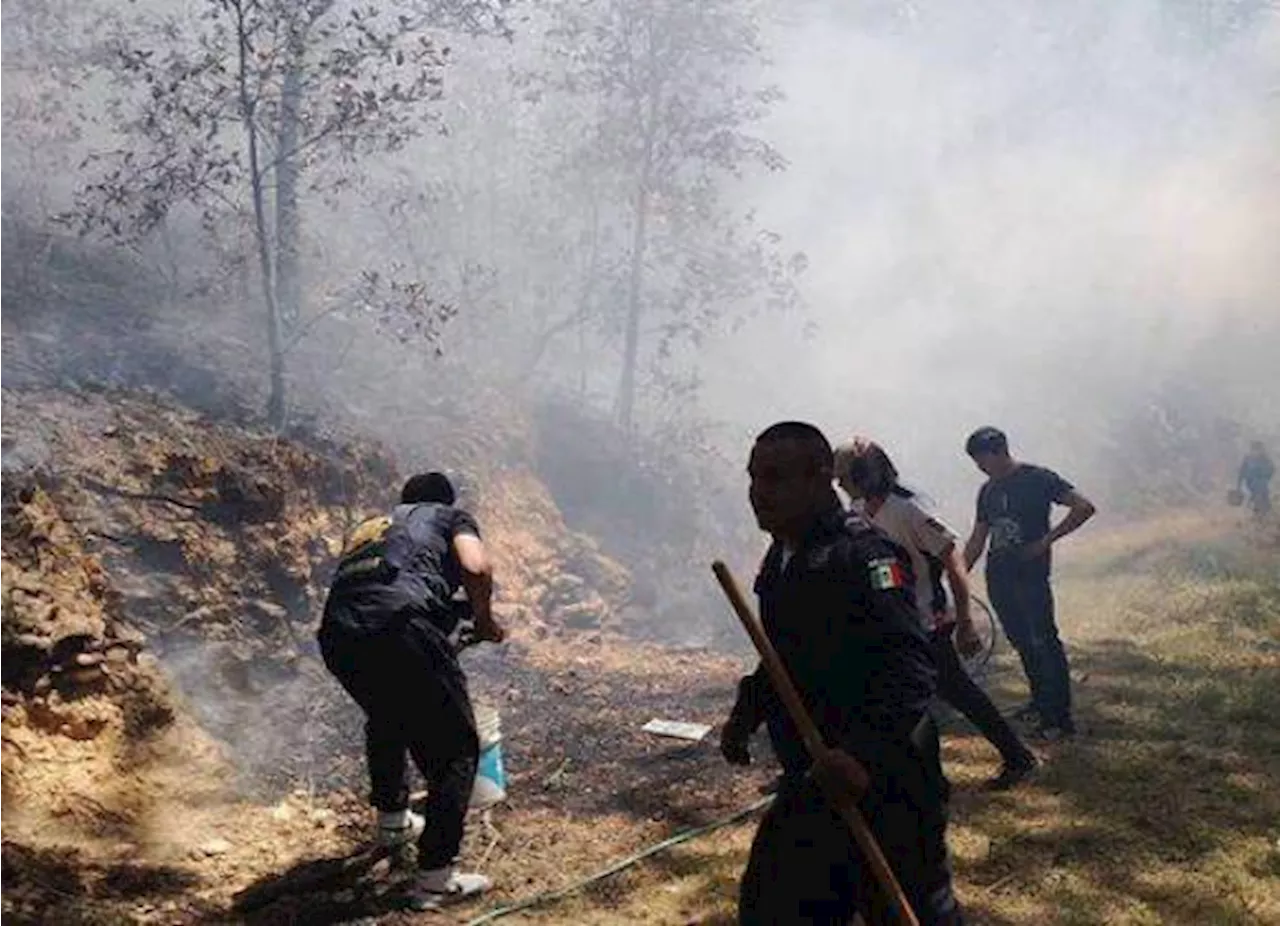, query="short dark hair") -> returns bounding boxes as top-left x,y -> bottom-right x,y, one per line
401,471 -> 456,505
755,421 -> 834,473
965,427 -> 1009,457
